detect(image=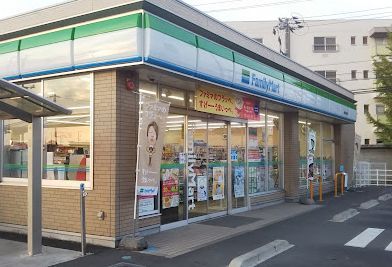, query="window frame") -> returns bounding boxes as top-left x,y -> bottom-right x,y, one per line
351,36 -> 356,45
0,73 -> 94,189
313,36 -> 337,52
363,70 -> 369,79
363,36 -> 368,45
351,70 -> 357,80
